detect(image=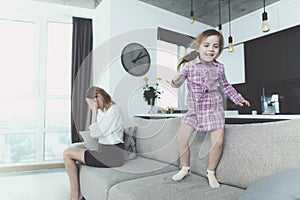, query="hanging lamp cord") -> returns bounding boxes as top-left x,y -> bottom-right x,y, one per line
228,0 -> 232,35
219,0 -> 221,25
